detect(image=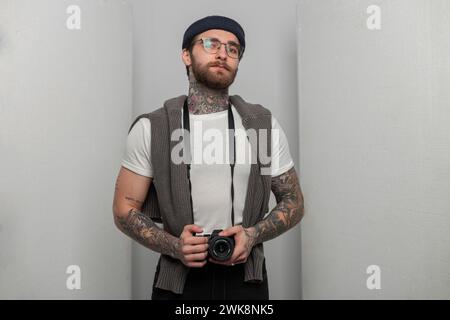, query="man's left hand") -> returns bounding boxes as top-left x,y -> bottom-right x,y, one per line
208,225 -> 257,266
